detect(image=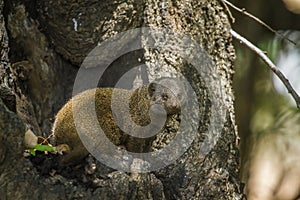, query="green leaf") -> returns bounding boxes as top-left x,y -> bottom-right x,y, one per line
30,148 -> 36,156
34,144 -> 55,152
